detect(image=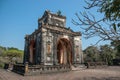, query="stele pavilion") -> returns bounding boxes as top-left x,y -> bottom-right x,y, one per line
13,10 -> 83,75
